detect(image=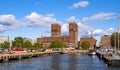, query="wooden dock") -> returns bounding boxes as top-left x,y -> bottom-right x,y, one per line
0,51 -> 62,62
96,50 -> 120,66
